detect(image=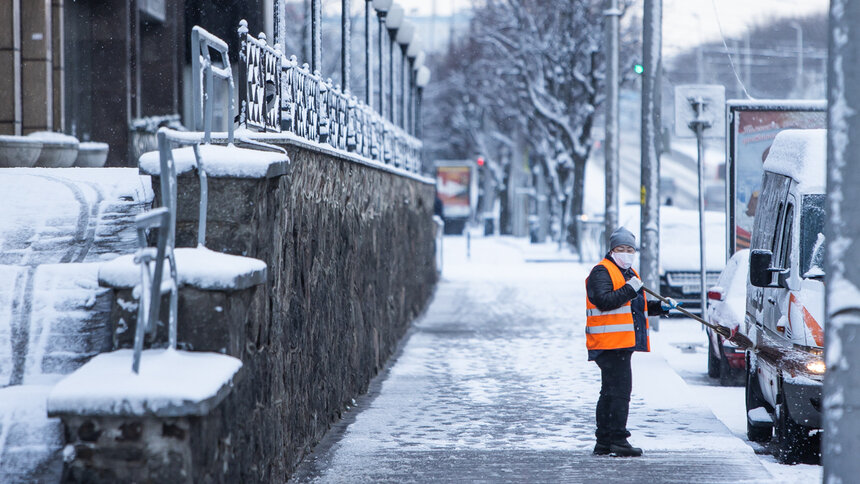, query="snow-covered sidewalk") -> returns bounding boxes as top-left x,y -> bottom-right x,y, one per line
292,236 -> 820,482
